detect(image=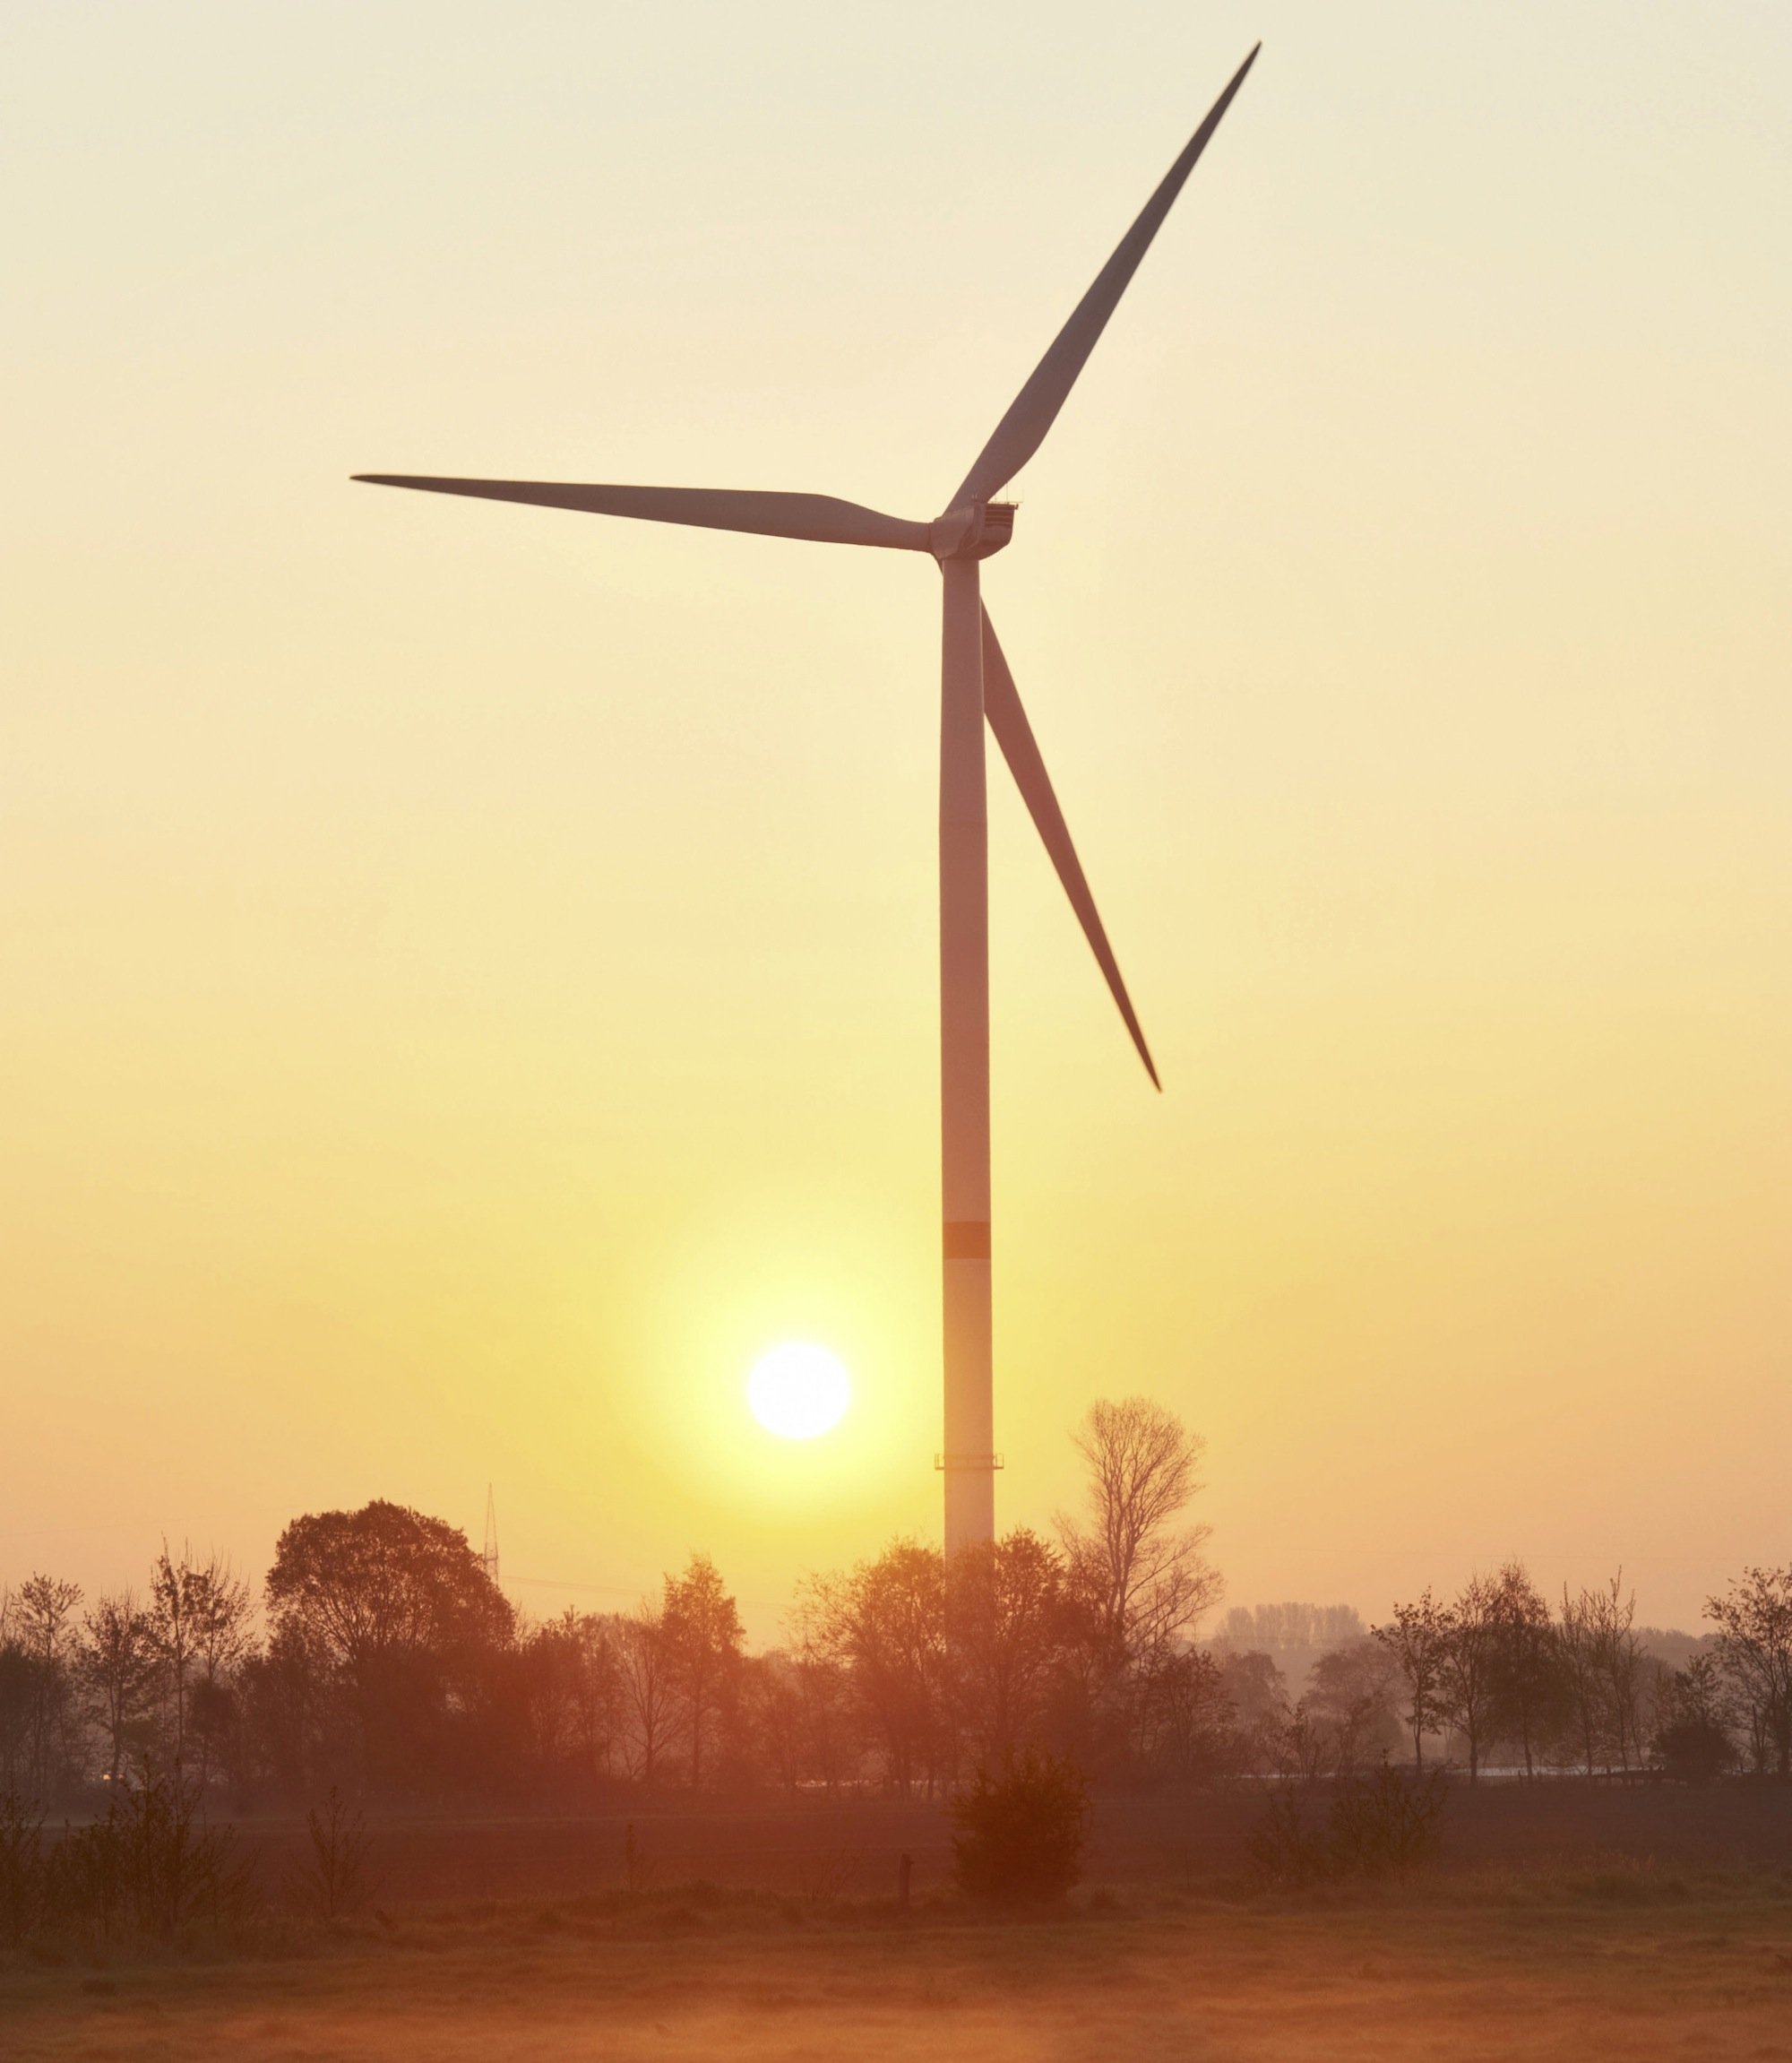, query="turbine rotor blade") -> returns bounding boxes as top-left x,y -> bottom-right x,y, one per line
950,43 -> 1260,511
982,609 -> 1159,1089
352,477 -> 933,551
